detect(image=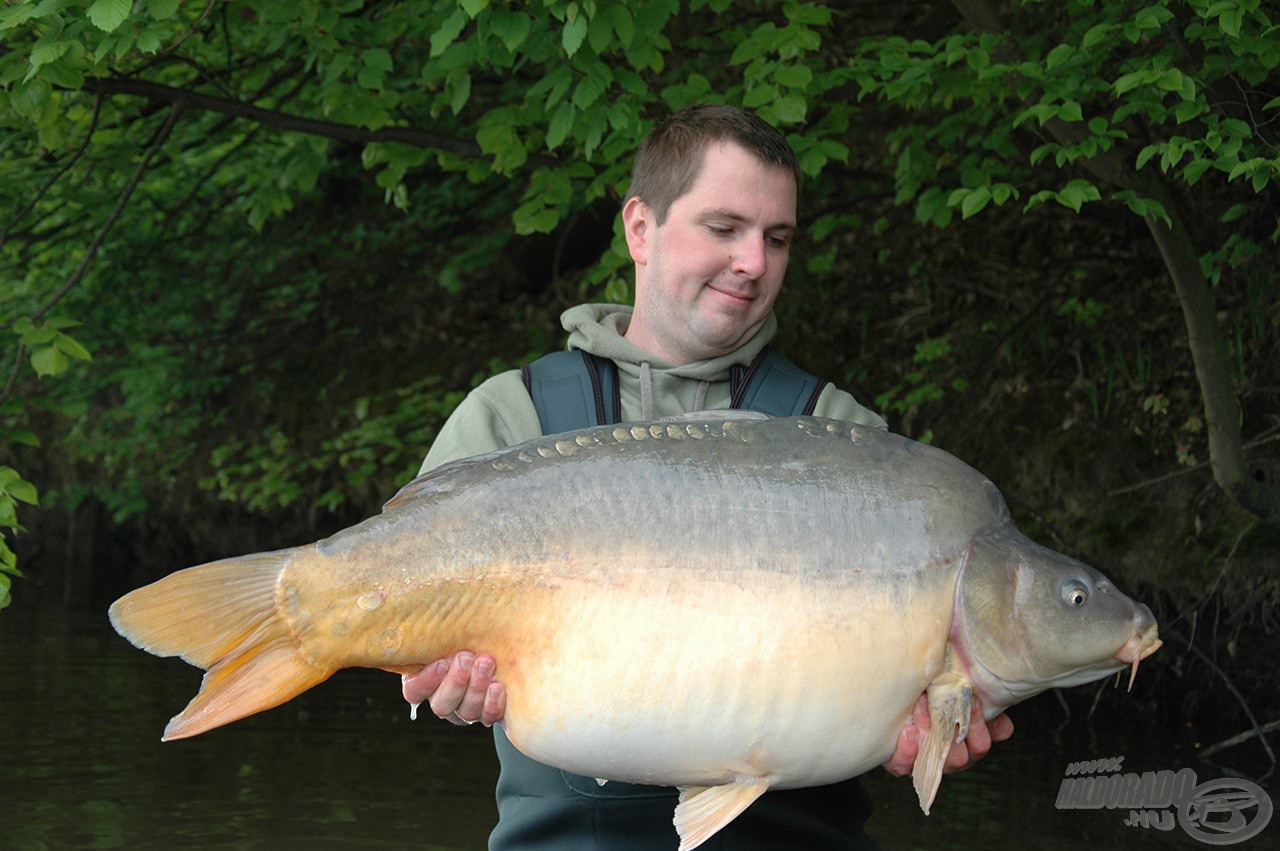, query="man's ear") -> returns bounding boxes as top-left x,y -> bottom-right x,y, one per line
622,196 -> 652,265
